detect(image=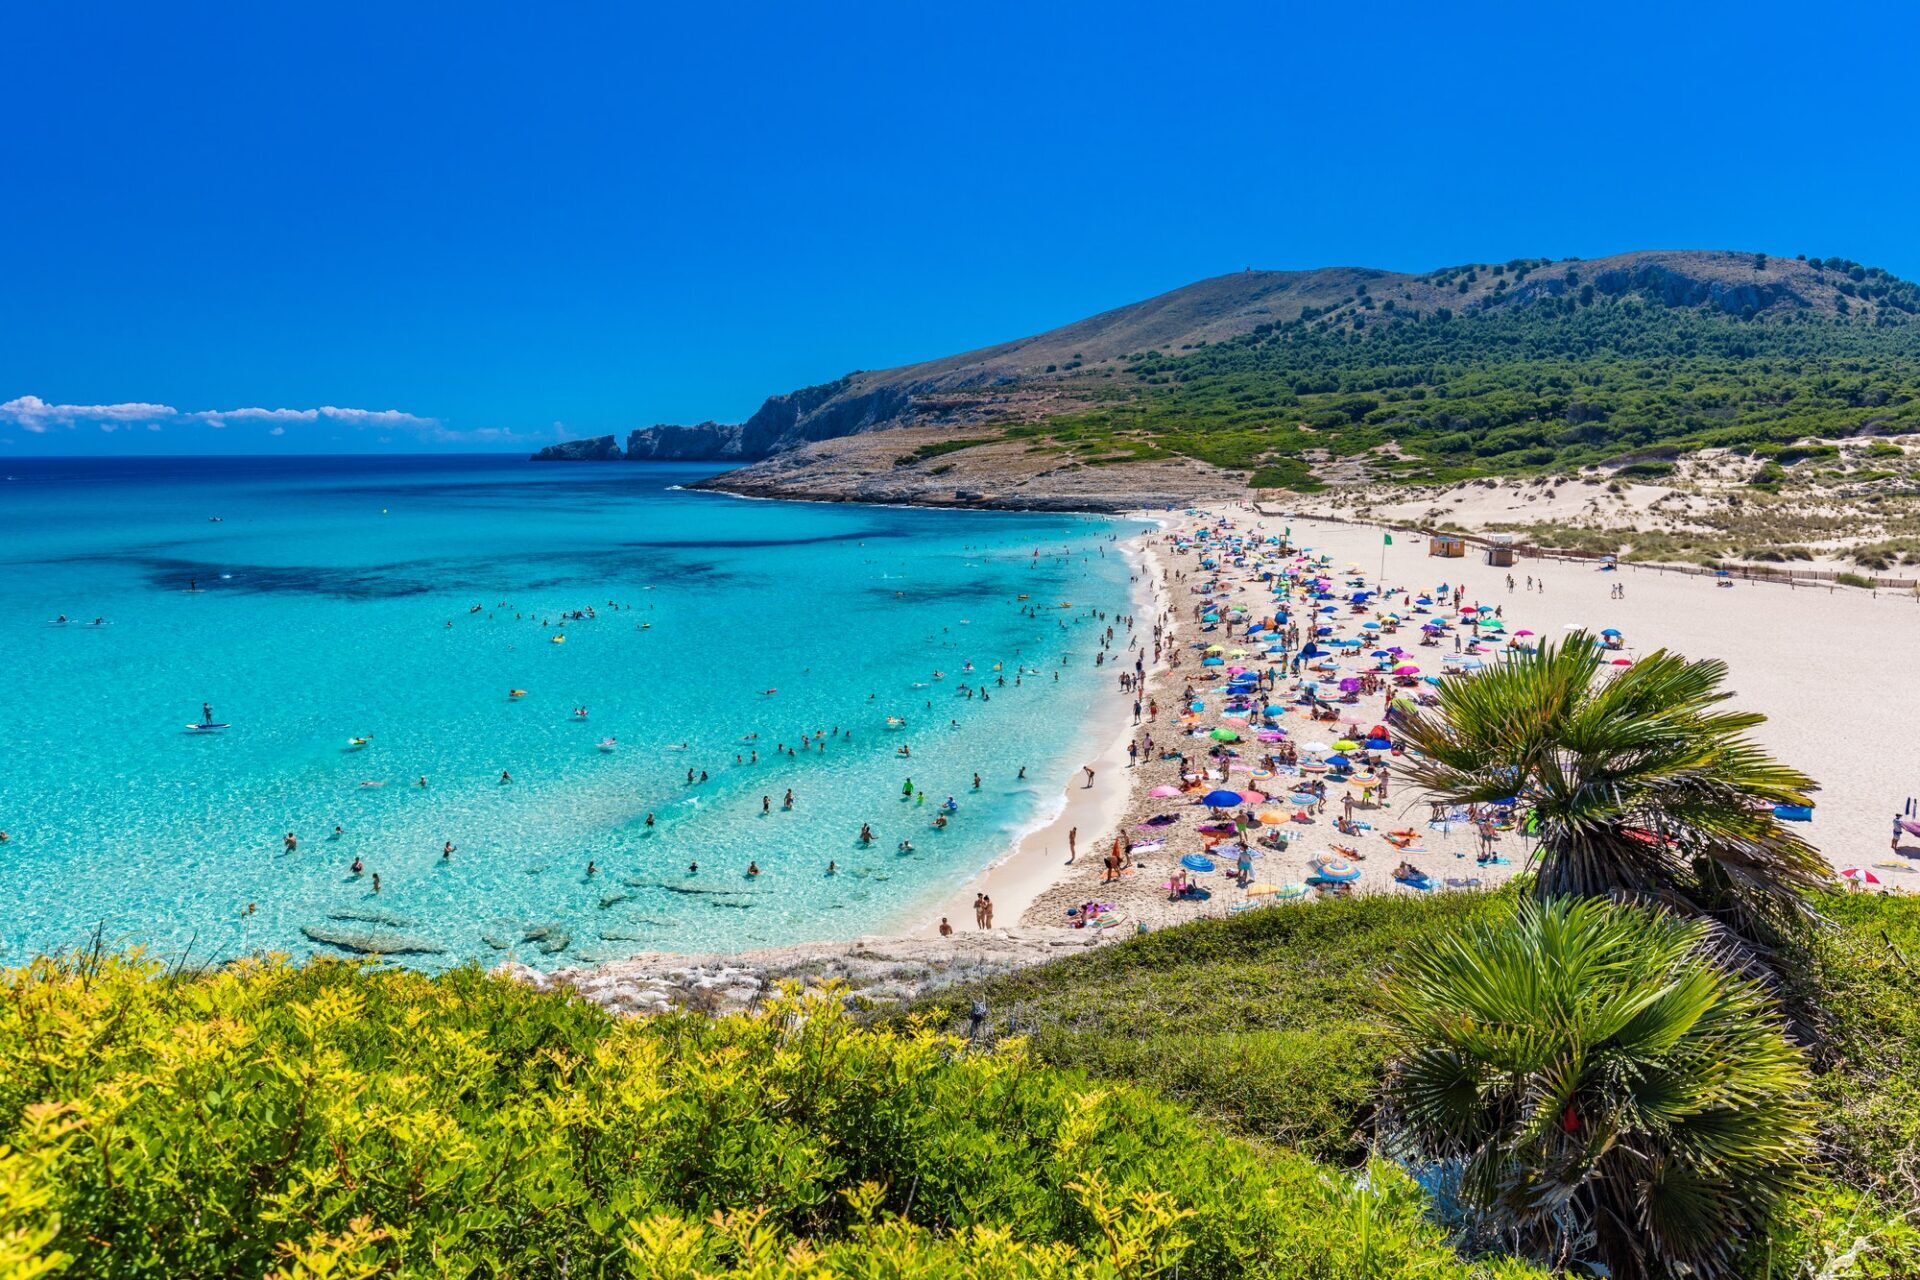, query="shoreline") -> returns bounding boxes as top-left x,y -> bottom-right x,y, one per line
906,524 -> 1168,936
